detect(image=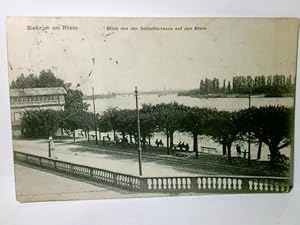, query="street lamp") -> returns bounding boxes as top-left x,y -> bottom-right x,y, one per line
135,86 -> 143,176
248,89 -> 251,165
92,87 -> 98,144
48,136 -> 53,158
